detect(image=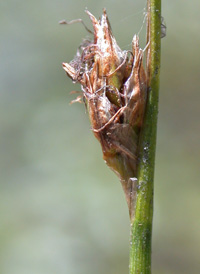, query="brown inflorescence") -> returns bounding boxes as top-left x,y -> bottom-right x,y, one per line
63,9 -> 147,213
